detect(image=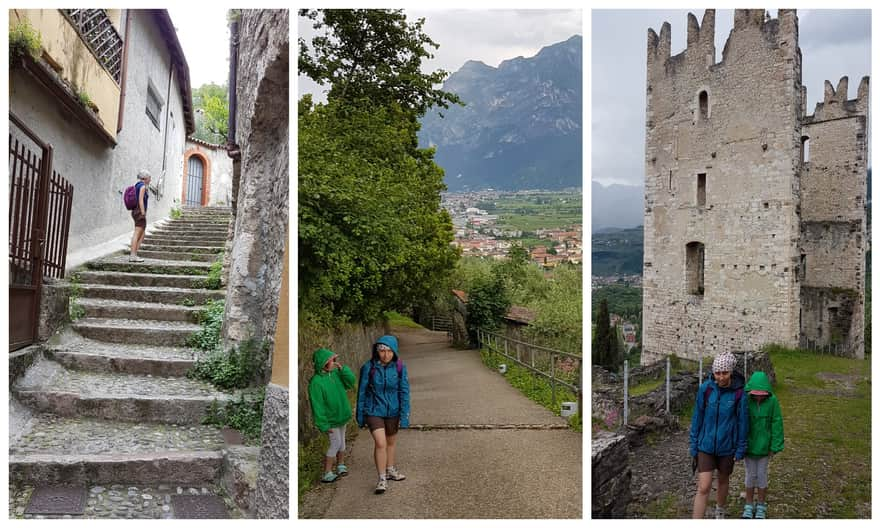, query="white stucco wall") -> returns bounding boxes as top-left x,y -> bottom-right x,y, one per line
9,9 -> 188,273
